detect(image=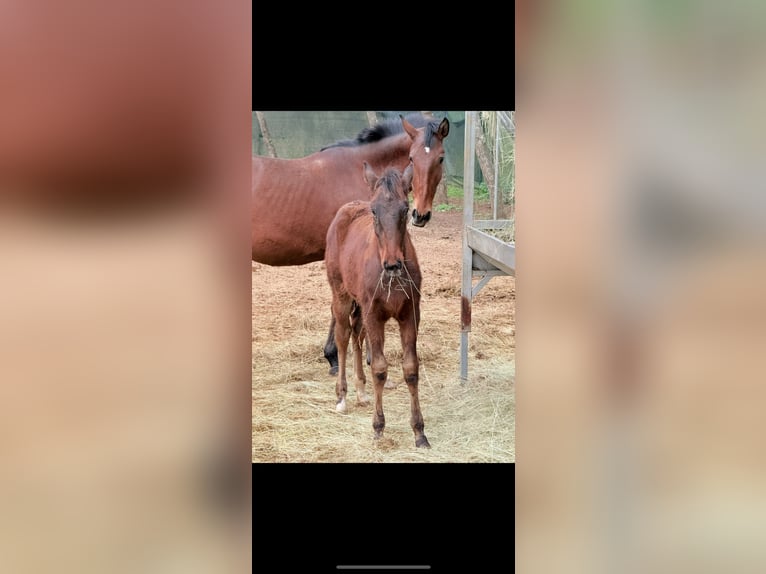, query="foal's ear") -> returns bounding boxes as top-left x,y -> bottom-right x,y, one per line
400,115 -> 419,140
437,117 -> 450,139
362,161 -> 378,190
402,162 -> 414,192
